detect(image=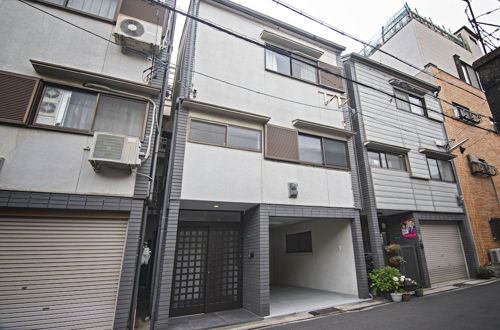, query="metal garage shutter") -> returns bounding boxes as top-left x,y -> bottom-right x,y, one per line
0,217 -> 128,329
420,222 -> 468,285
